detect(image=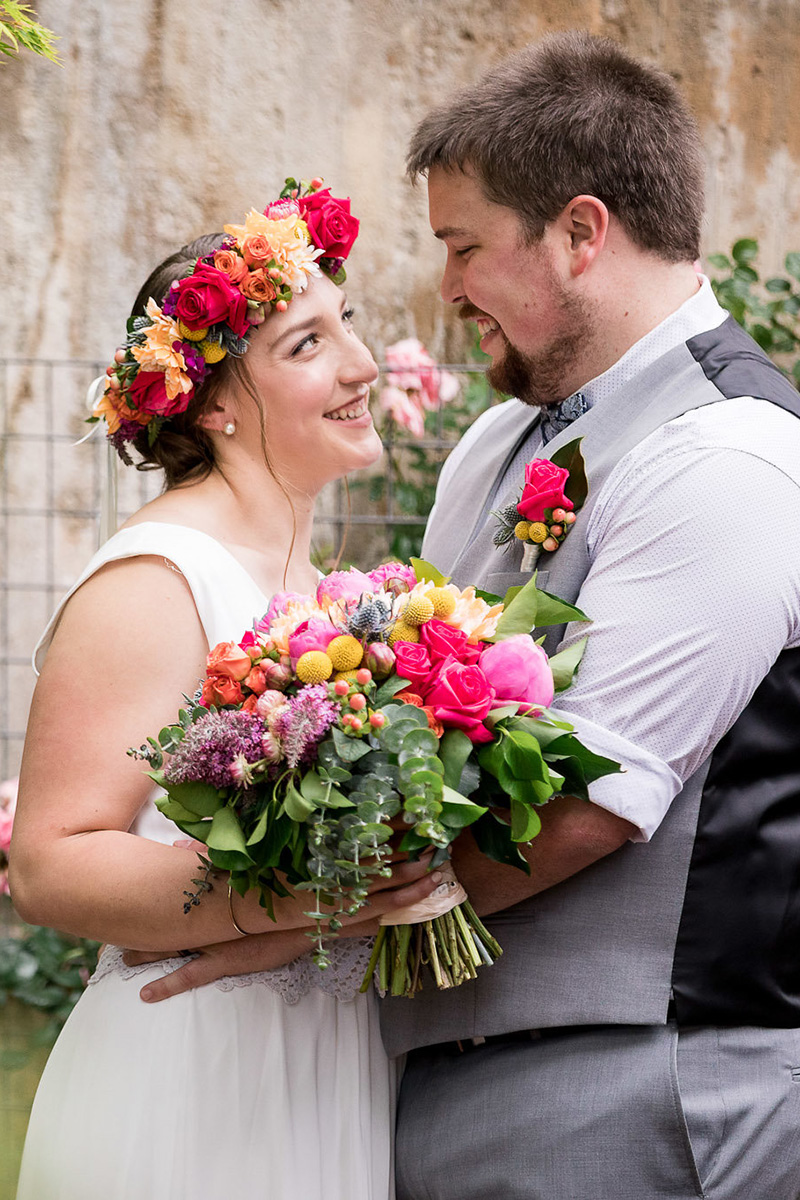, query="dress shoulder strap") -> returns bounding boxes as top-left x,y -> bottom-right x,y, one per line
34,522 -> 270,673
